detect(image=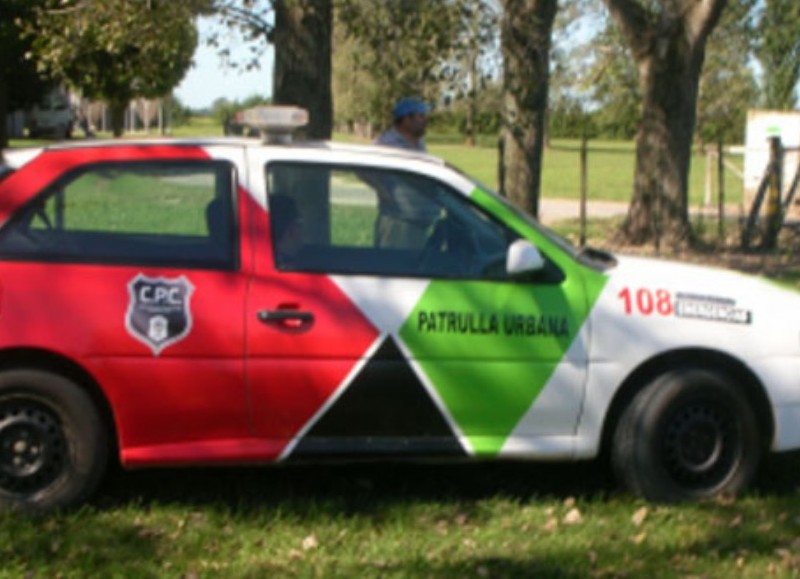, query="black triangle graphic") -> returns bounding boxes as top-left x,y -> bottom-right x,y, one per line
290,336 -> 465,458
